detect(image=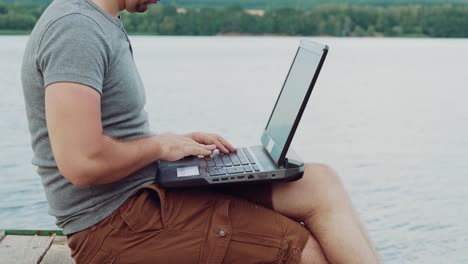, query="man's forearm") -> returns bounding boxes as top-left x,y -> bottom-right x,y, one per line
70,135 -> 161,186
